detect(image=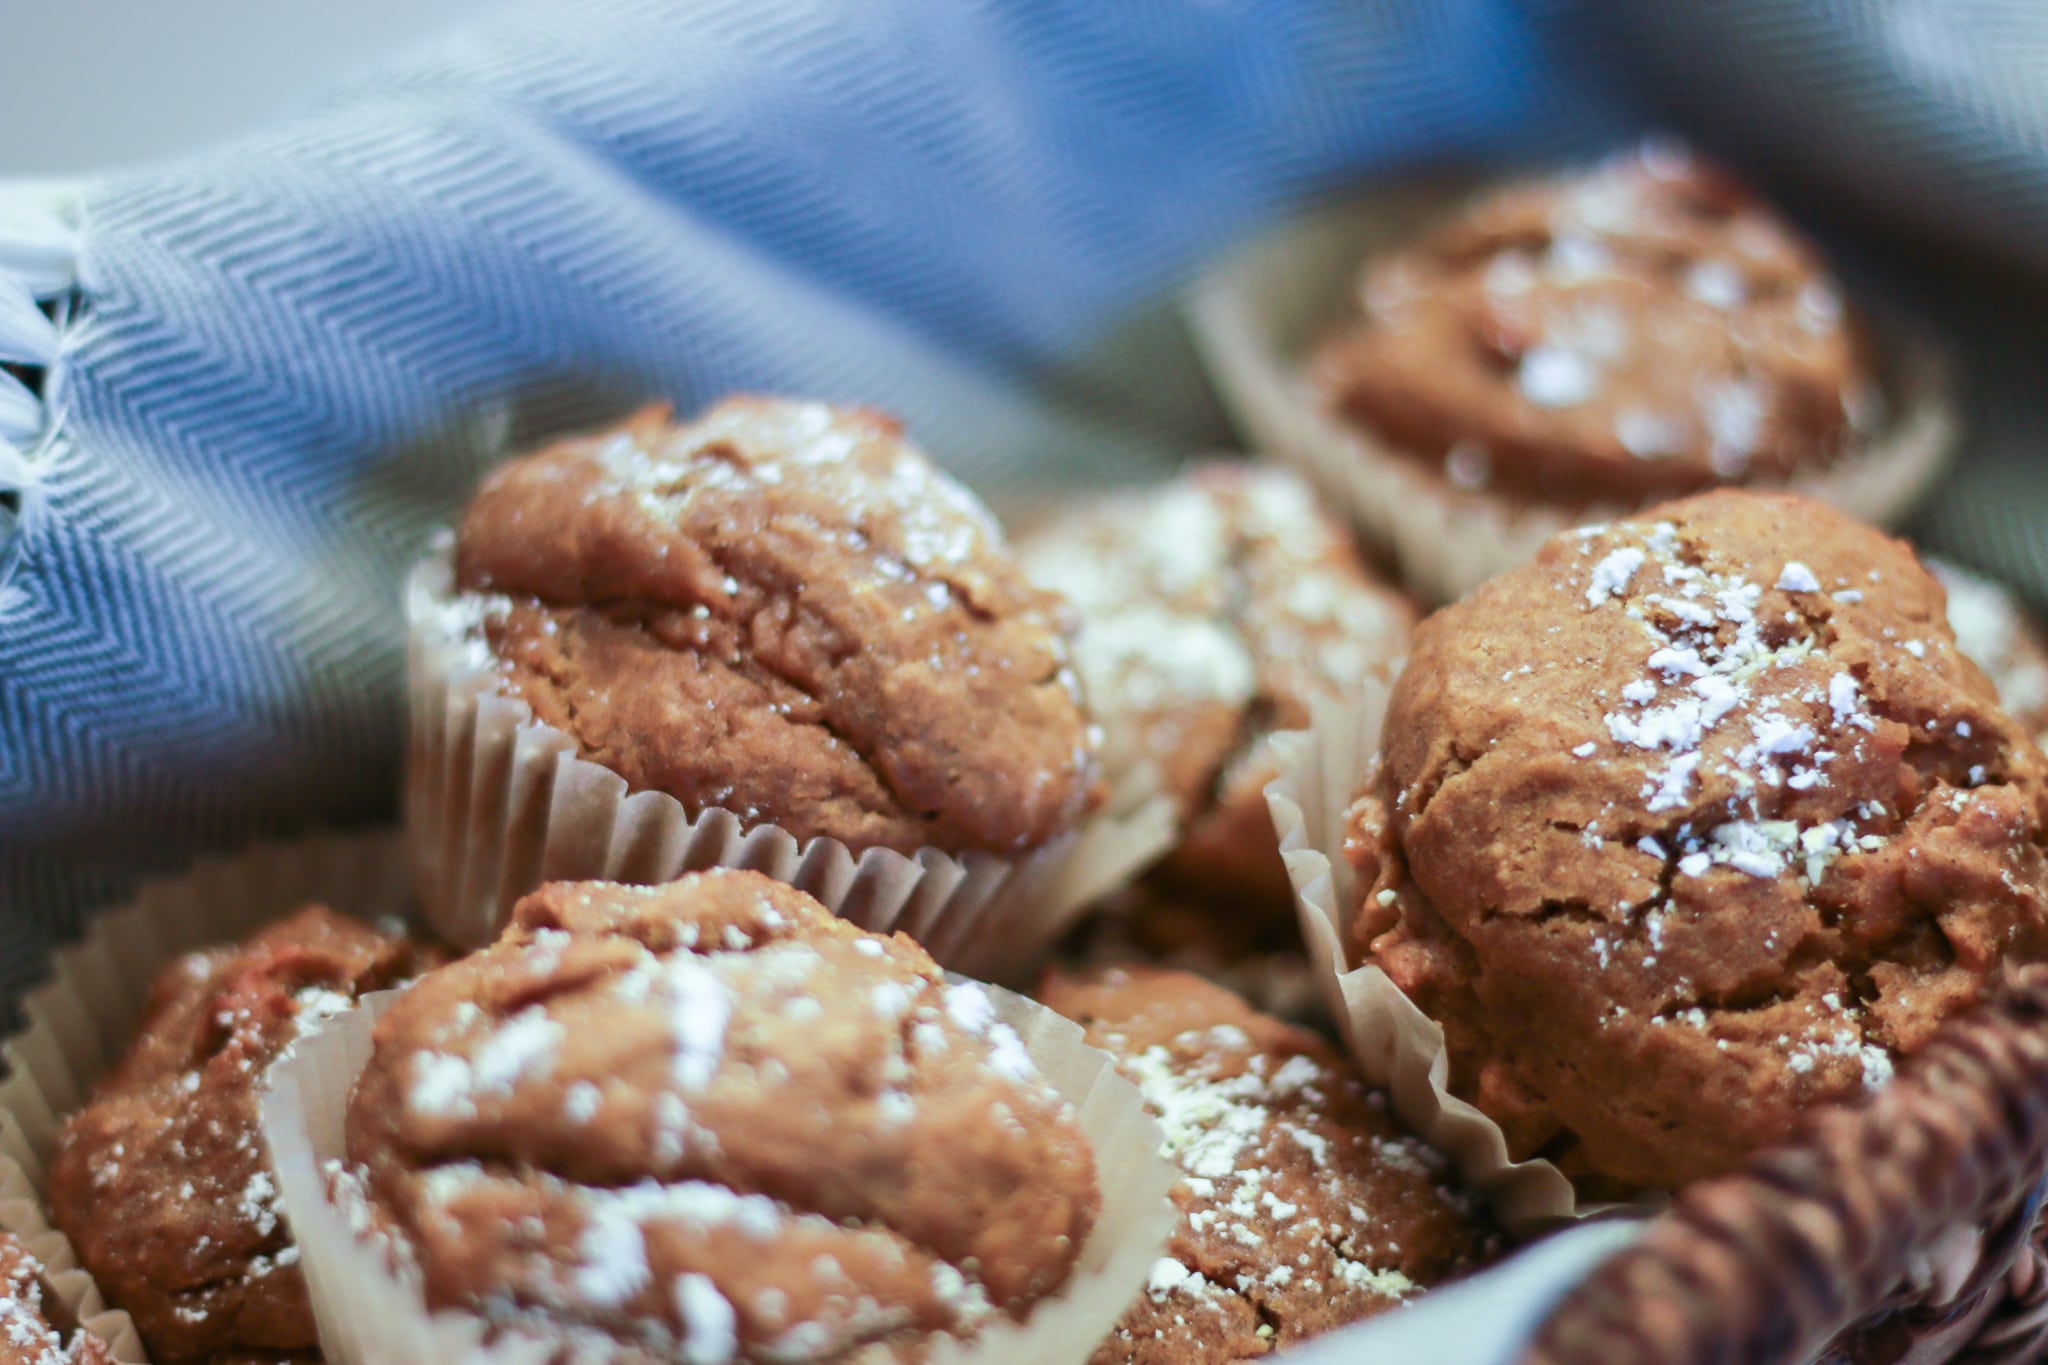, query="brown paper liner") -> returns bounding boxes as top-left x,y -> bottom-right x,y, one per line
1186,184 -> 1958,605
263,982 -> 1179,1365
407,544 -> 1176,977
1263,687 -> 1657,1231
0,829 -> 418,1365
